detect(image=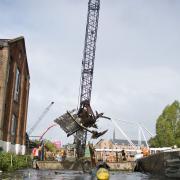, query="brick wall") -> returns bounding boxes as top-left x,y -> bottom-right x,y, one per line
0,44 -> 9,140
0,37 -> 30,149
